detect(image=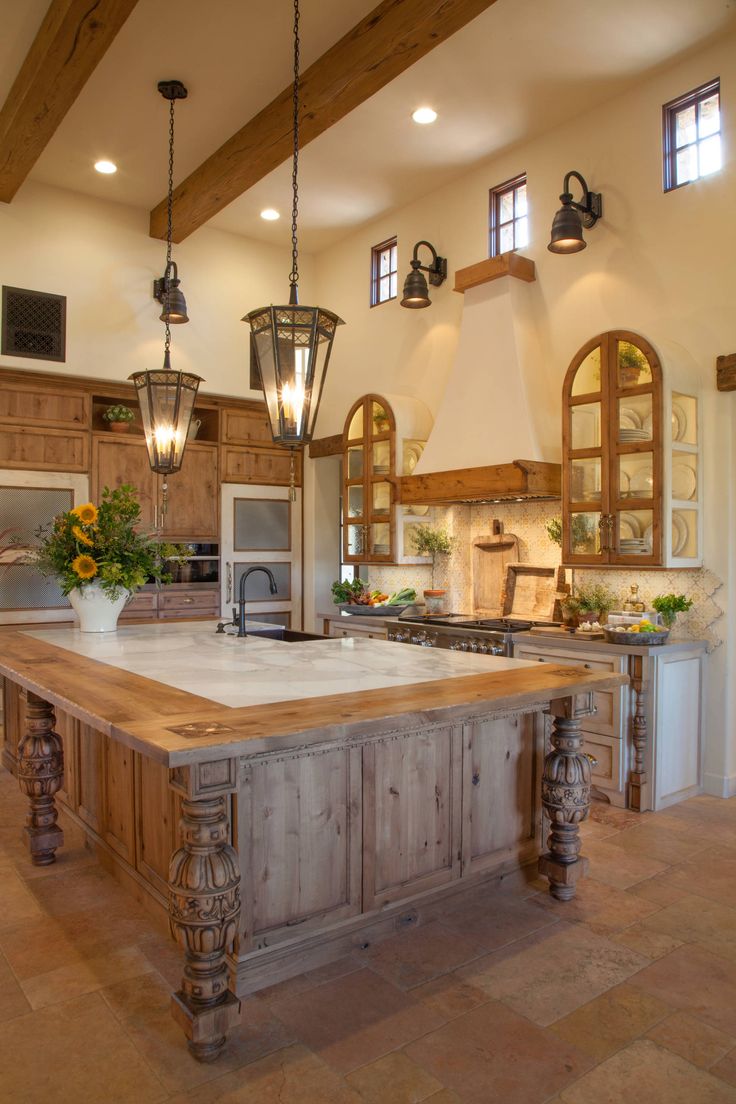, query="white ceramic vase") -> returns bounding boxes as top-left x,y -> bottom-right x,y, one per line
68,581 -> 129,633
